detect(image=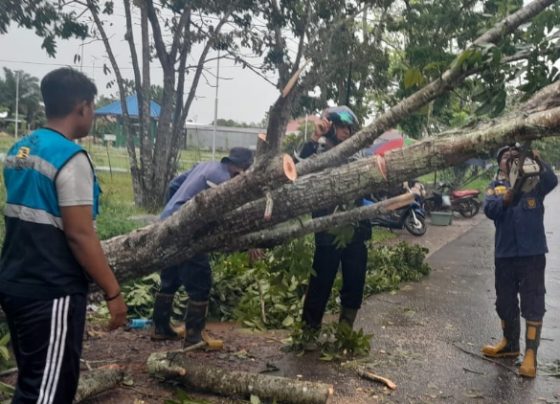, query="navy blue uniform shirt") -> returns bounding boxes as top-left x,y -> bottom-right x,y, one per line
484,162 -> 557,258
160,161 -> 231,220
